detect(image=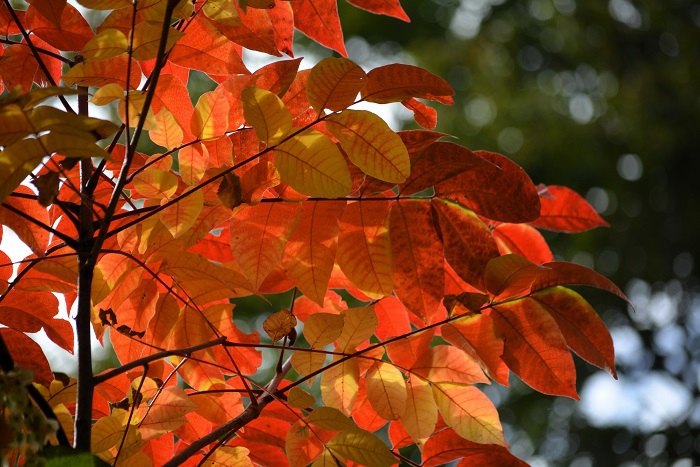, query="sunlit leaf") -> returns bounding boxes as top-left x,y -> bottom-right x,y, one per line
304,313 -> 345,348
80,29 -> 128,61
159,189 -> 204,238
273,129 -> 352,198
326,429 -> 396,466
307,57 -> 367,112
326,110 -> 410,183
321,356 -> 360,415
242,86 -> 292,145
400,374 -> 437,451
365,361 -> 407,420
192,89 -> 230,141
362,64 -> 454,104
